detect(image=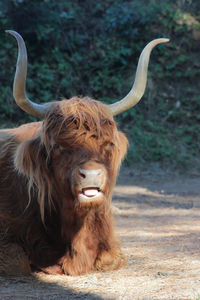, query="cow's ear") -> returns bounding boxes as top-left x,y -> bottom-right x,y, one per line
118,132 -> 129,160
14,138 -> 40,177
